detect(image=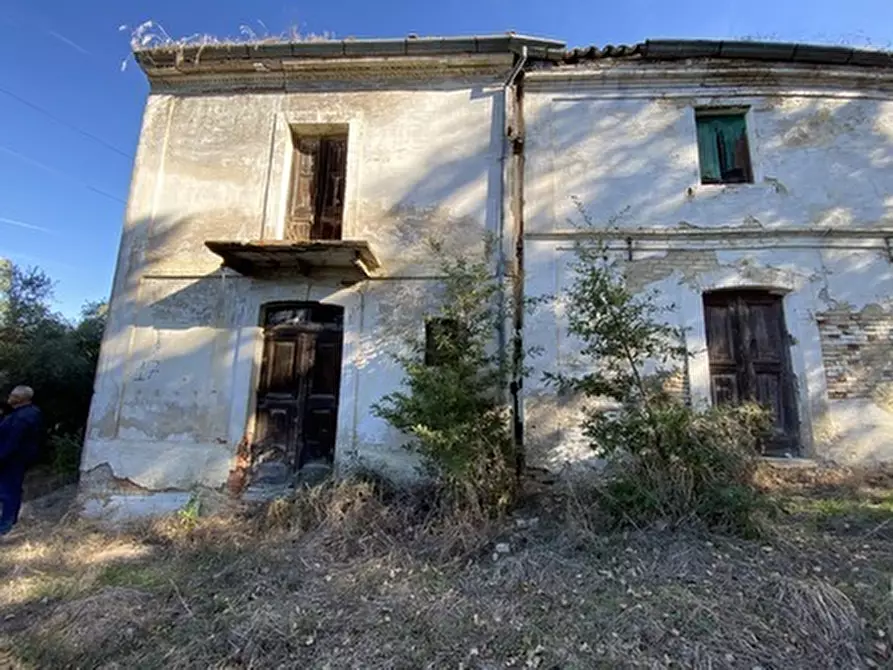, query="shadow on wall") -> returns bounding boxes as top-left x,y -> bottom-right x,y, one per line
523,88 -> 893,469
525,94 -> 893,236
350,83 -> 505,368
342,84 -> 508,477
86,214 -> 194,443
83,81 -> 510,490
